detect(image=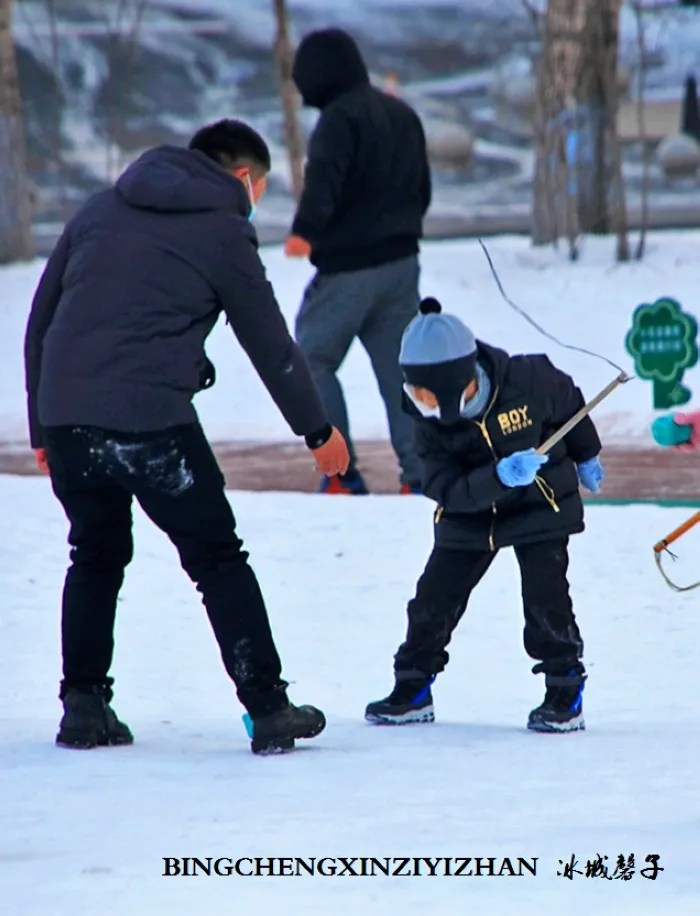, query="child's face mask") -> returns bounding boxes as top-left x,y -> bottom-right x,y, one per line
404,383 -> 468,422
